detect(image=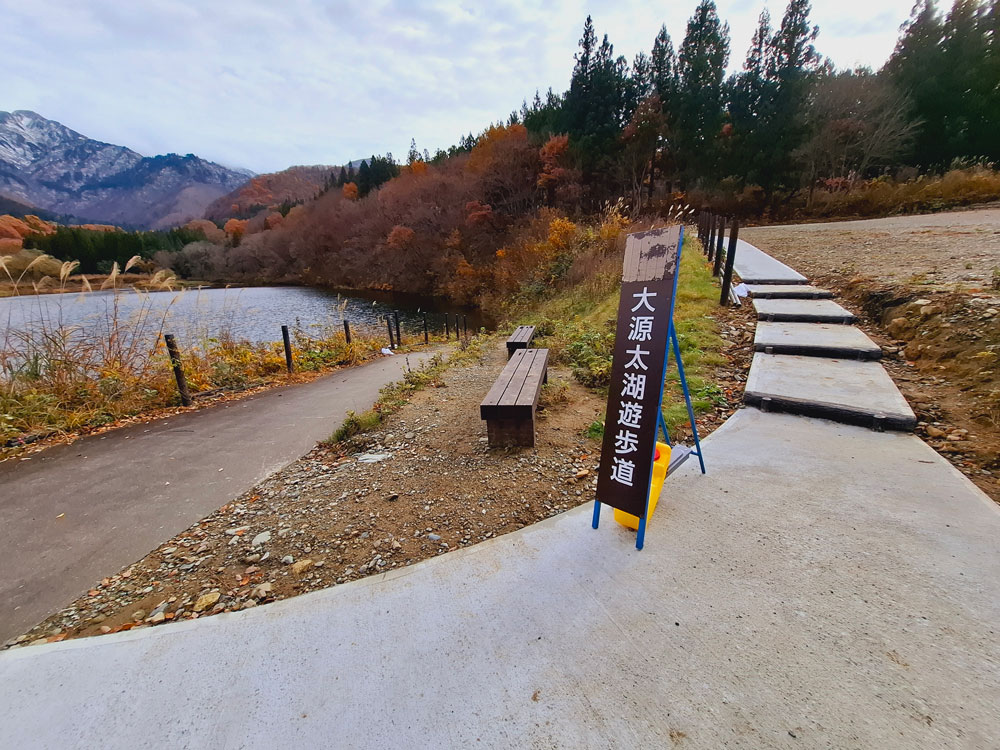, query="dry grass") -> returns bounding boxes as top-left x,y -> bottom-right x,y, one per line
0,267 -> 387,451
686,166 -> 1000,222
